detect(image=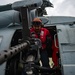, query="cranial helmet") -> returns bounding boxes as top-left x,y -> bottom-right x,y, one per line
32,18 -> 42,26
32,18 -> 42,23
